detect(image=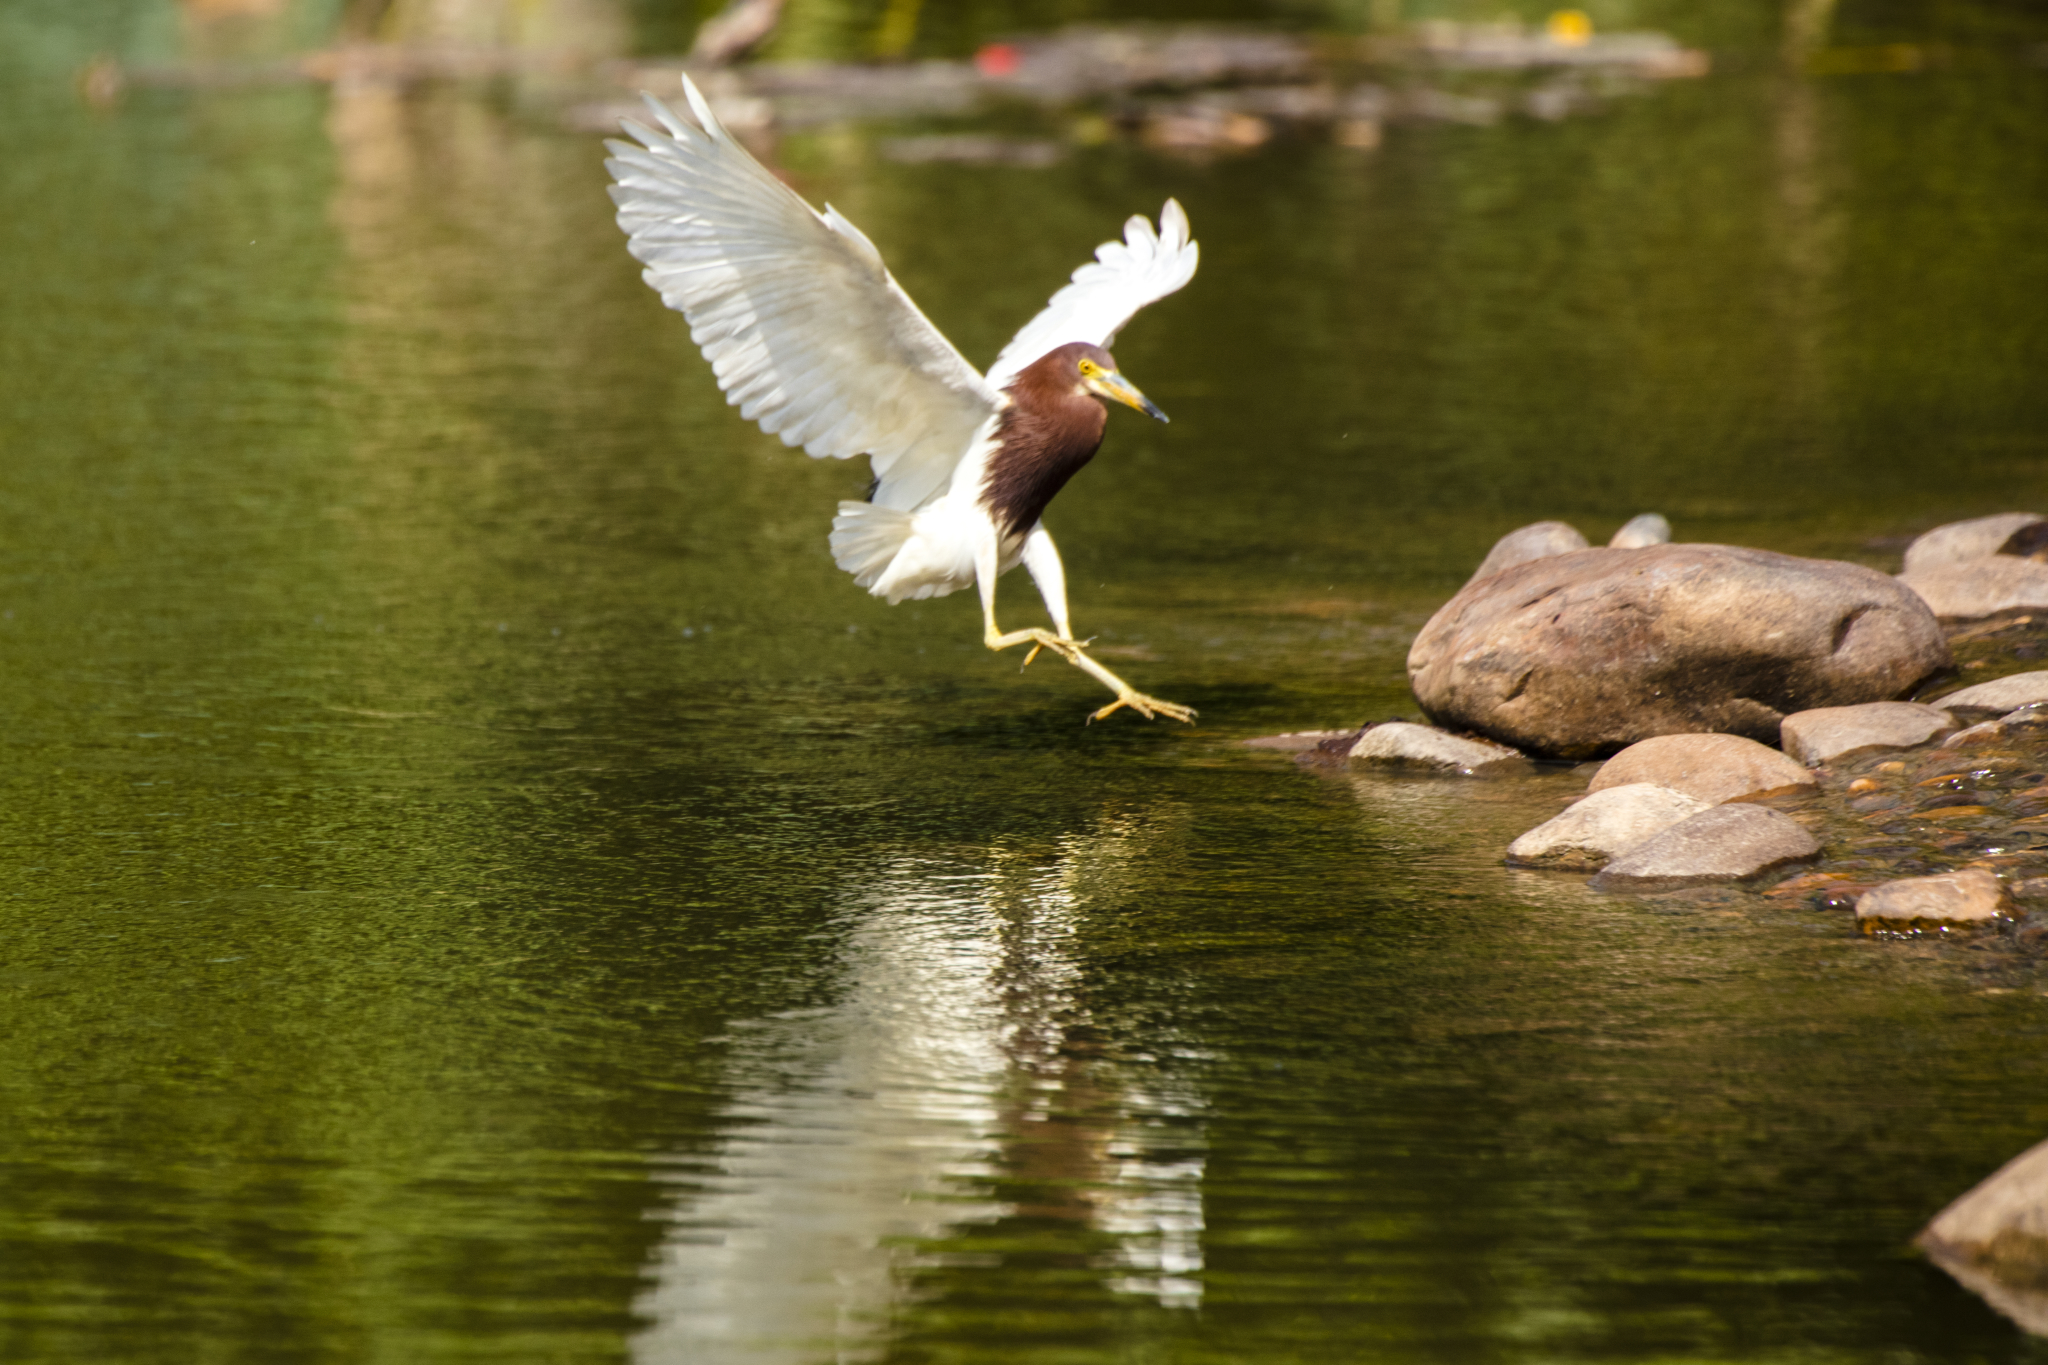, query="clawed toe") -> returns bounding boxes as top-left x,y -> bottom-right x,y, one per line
1088,691 -> 1197,725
